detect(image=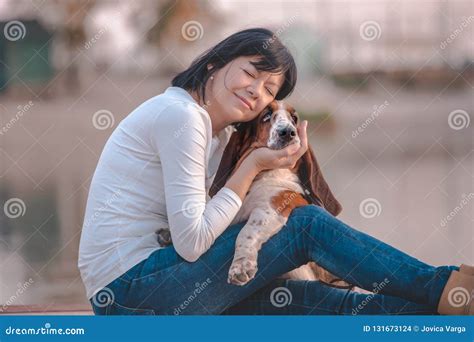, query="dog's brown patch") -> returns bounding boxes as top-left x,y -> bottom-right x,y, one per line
270,190 -> 308,218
